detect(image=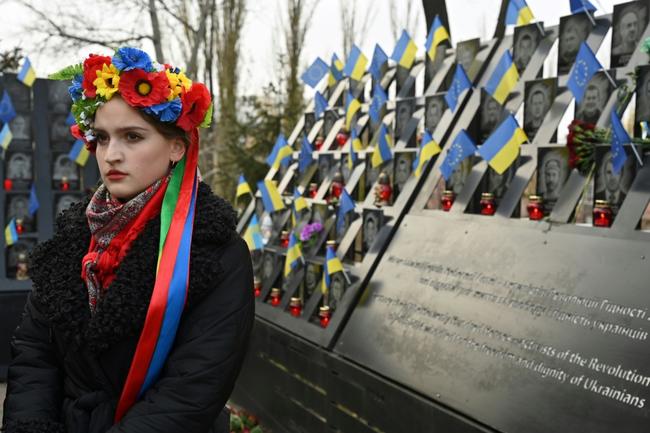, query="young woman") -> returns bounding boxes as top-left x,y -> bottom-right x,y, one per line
2,47 -> 254,433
